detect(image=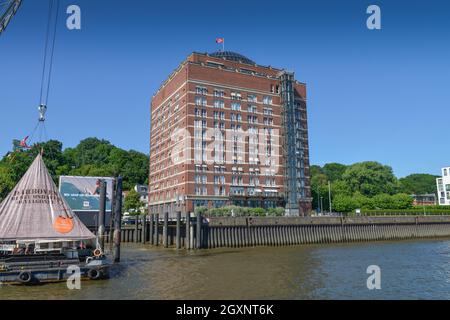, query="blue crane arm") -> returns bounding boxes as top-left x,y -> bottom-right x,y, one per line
0,0 -> 22,36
